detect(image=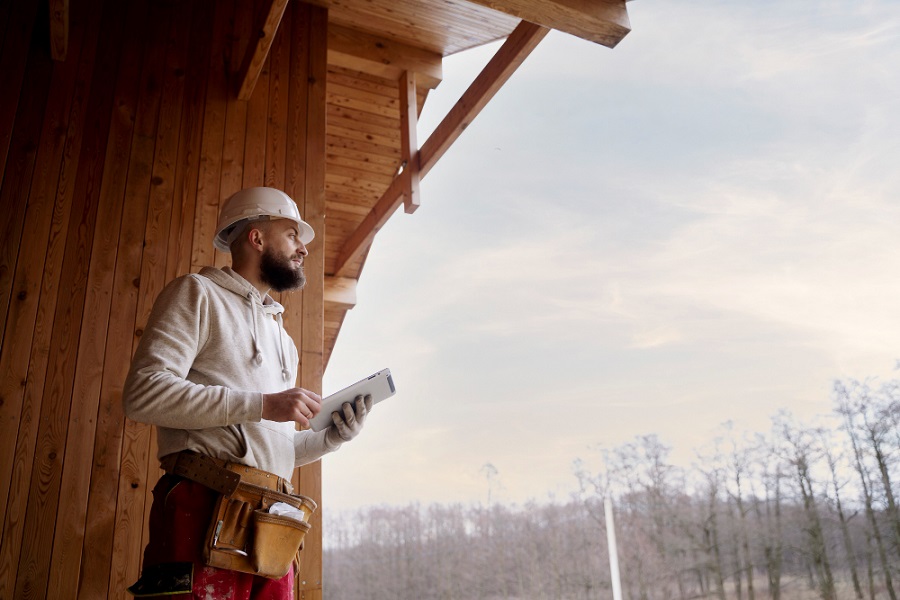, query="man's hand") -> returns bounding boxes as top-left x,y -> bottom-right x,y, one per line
262,387 -> 322,429
326,394 -> 373,445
